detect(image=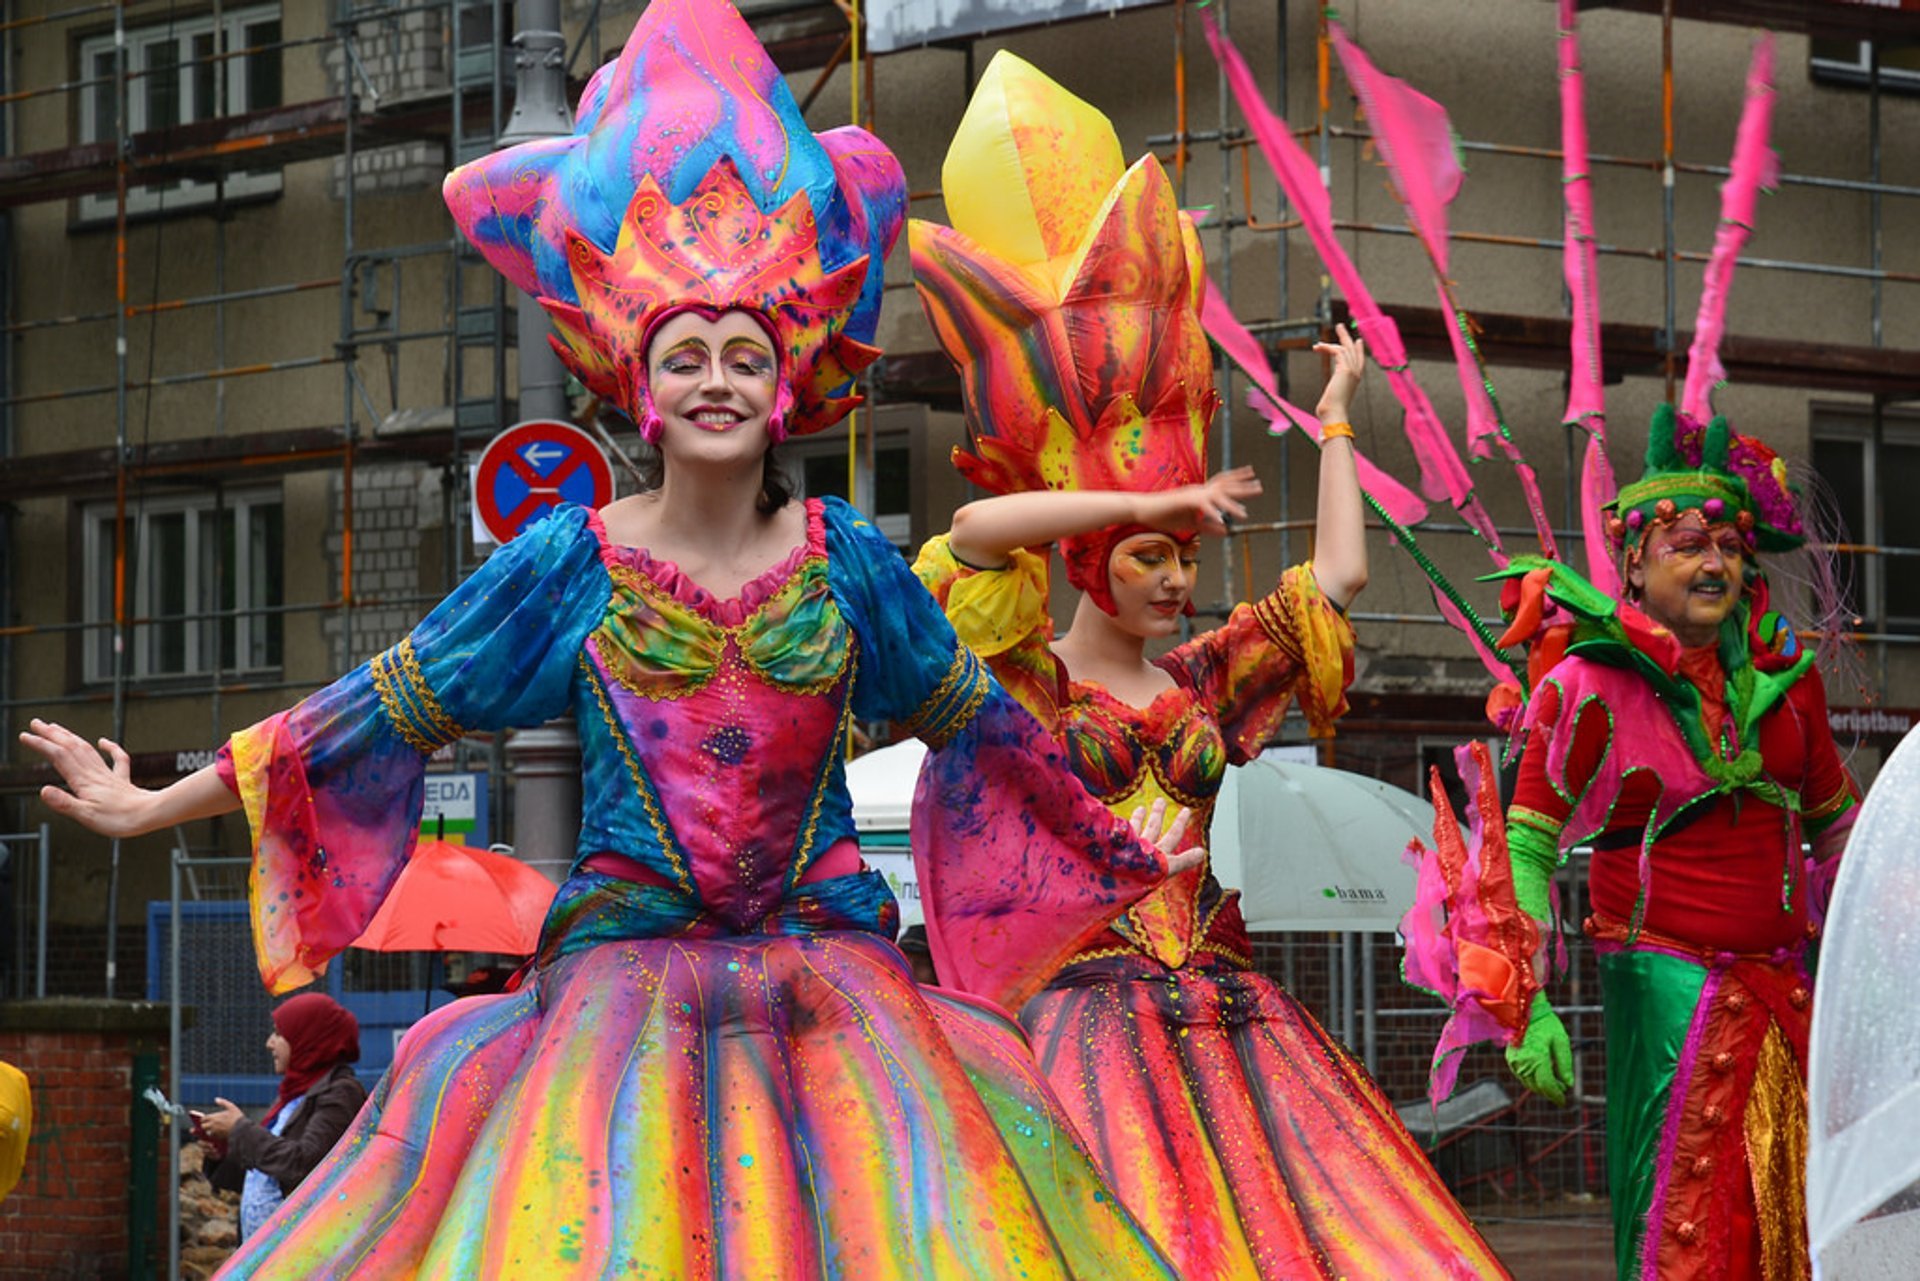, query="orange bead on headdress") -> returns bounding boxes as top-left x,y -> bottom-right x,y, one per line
911,53 -> 1220,612
443,0 -> 905,443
